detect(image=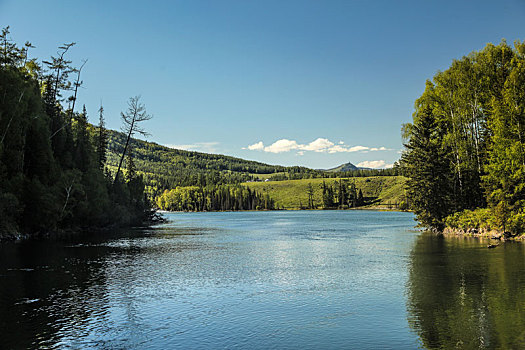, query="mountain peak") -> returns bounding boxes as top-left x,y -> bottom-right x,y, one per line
324,162 -> 360,172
